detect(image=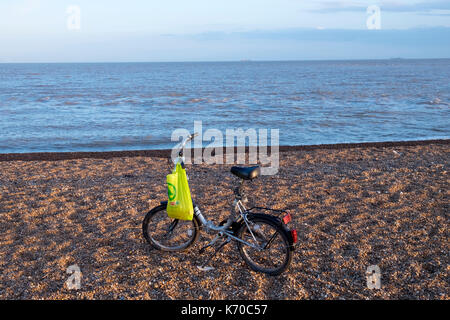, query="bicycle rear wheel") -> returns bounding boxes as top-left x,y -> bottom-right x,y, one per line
142,204 -> 200,251
237,214 -> 292,275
